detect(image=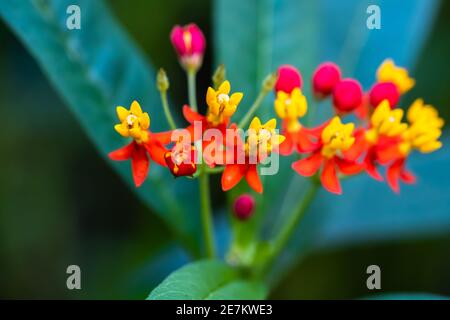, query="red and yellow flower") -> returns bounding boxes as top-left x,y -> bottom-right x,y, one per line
292,116 -> 364,194
109,101 -> 171,187
221,117 -> 285,193
274,66 -> 326,155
